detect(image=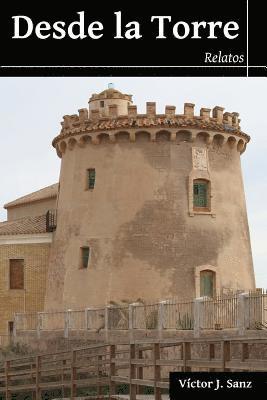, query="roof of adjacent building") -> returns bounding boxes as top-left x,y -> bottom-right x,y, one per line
4,183 -> 58,209
0,215 -> 47,236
